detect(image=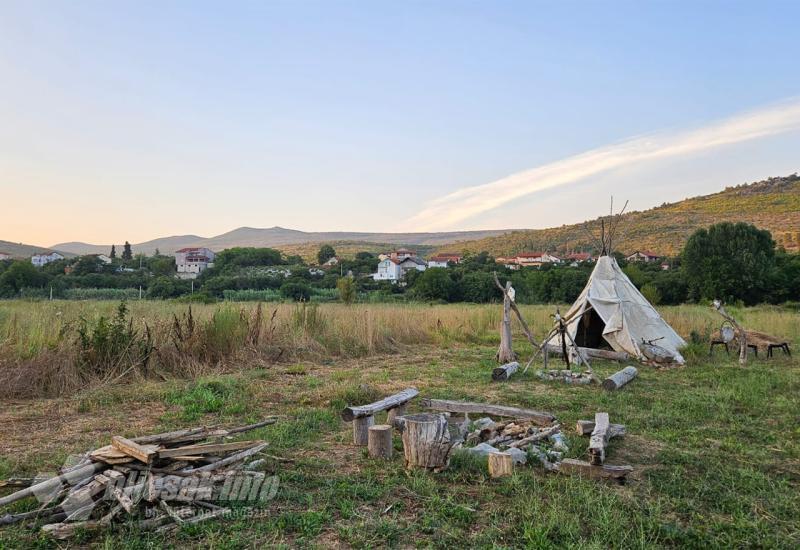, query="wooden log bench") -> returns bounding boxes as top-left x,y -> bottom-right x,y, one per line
341,388 -> 419,445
